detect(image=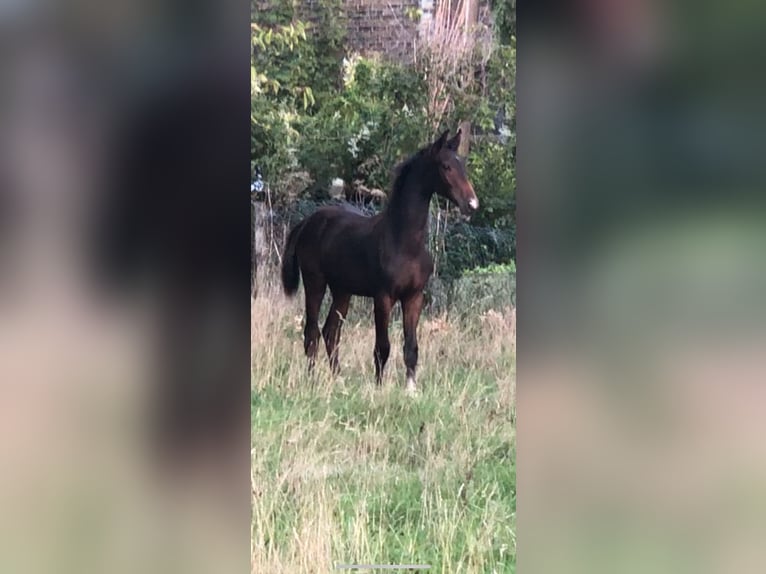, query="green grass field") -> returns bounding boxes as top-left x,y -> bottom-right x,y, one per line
252,277 -> 516,573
